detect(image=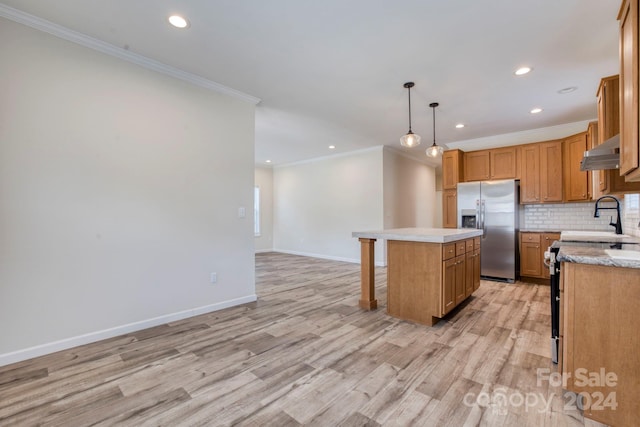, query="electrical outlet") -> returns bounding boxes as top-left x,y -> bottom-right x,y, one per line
210,272 -> 217,284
